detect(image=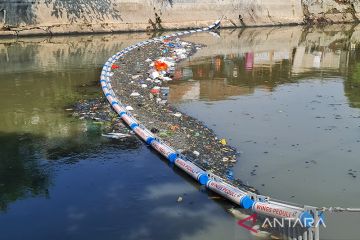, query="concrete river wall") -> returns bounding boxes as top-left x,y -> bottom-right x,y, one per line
1,0 -> 360,37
